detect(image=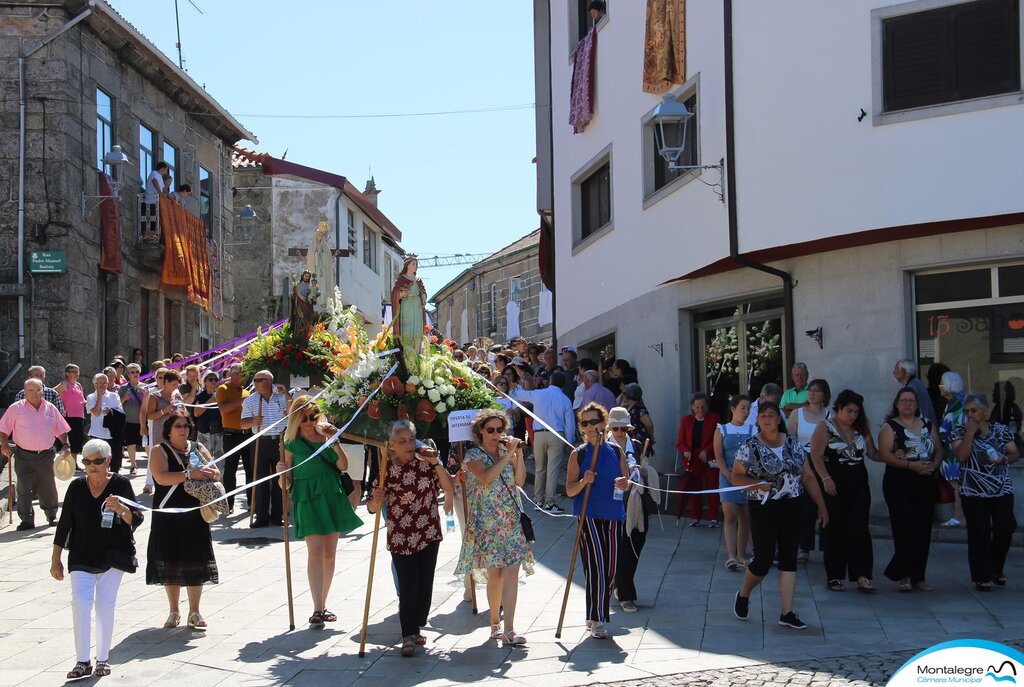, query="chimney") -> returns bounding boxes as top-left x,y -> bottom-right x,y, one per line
363,176 -> 380,207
